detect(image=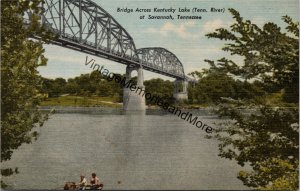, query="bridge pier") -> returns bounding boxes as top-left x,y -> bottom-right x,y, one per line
123,65 -> 146,111
173,79 -> 188,101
